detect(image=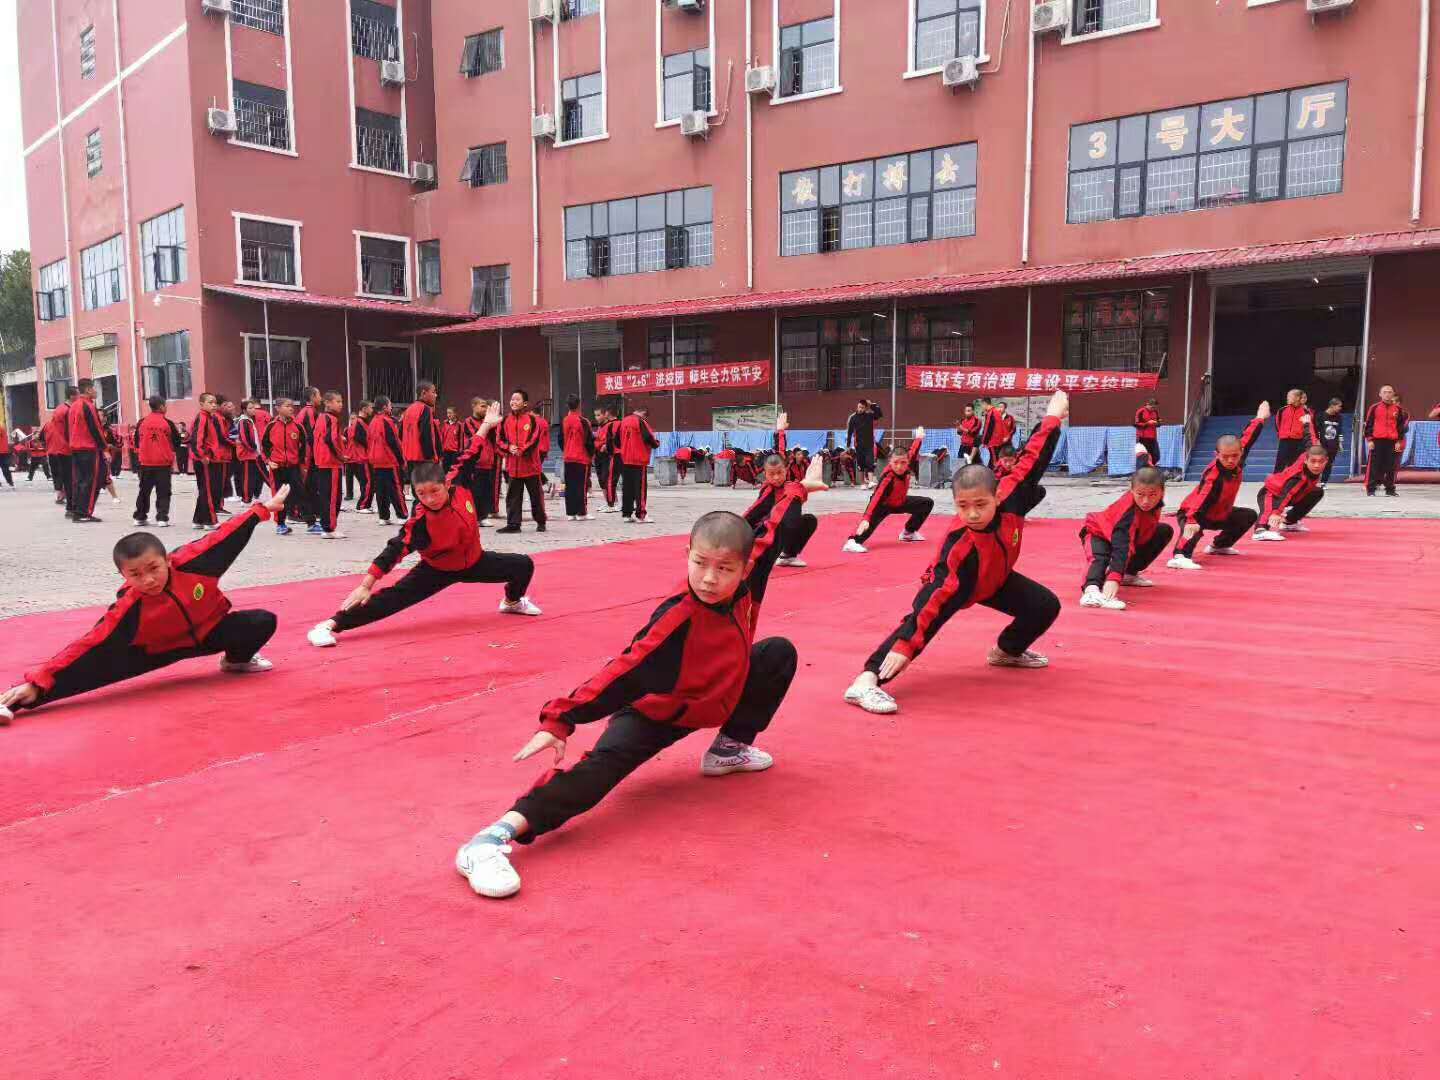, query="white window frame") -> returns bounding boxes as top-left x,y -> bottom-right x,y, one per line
654,1 -> 717,129
552,0 -> 609,147
1062,1 -> 1161,45
224,1 -> 298,156
905,0 -> 989,79
241,332 -> 311,403
233,211 -> 305,291
354,229 -> 414,301
348,0 -> 410,174
770,0 -> 843,107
